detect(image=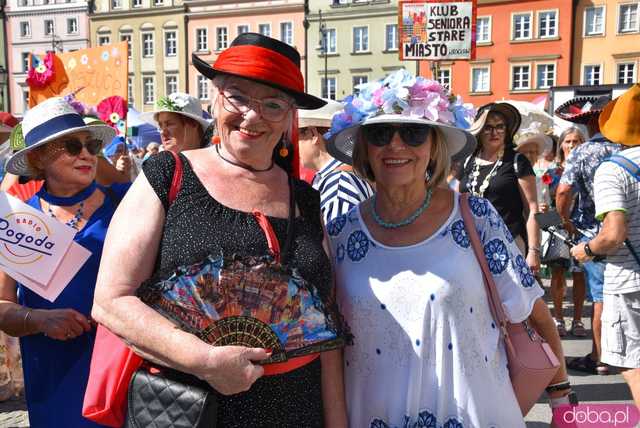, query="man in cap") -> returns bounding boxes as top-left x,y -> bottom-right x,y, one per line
555,95 -> 620,375
571,84 -> 640,405
298,100 -> 373,224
